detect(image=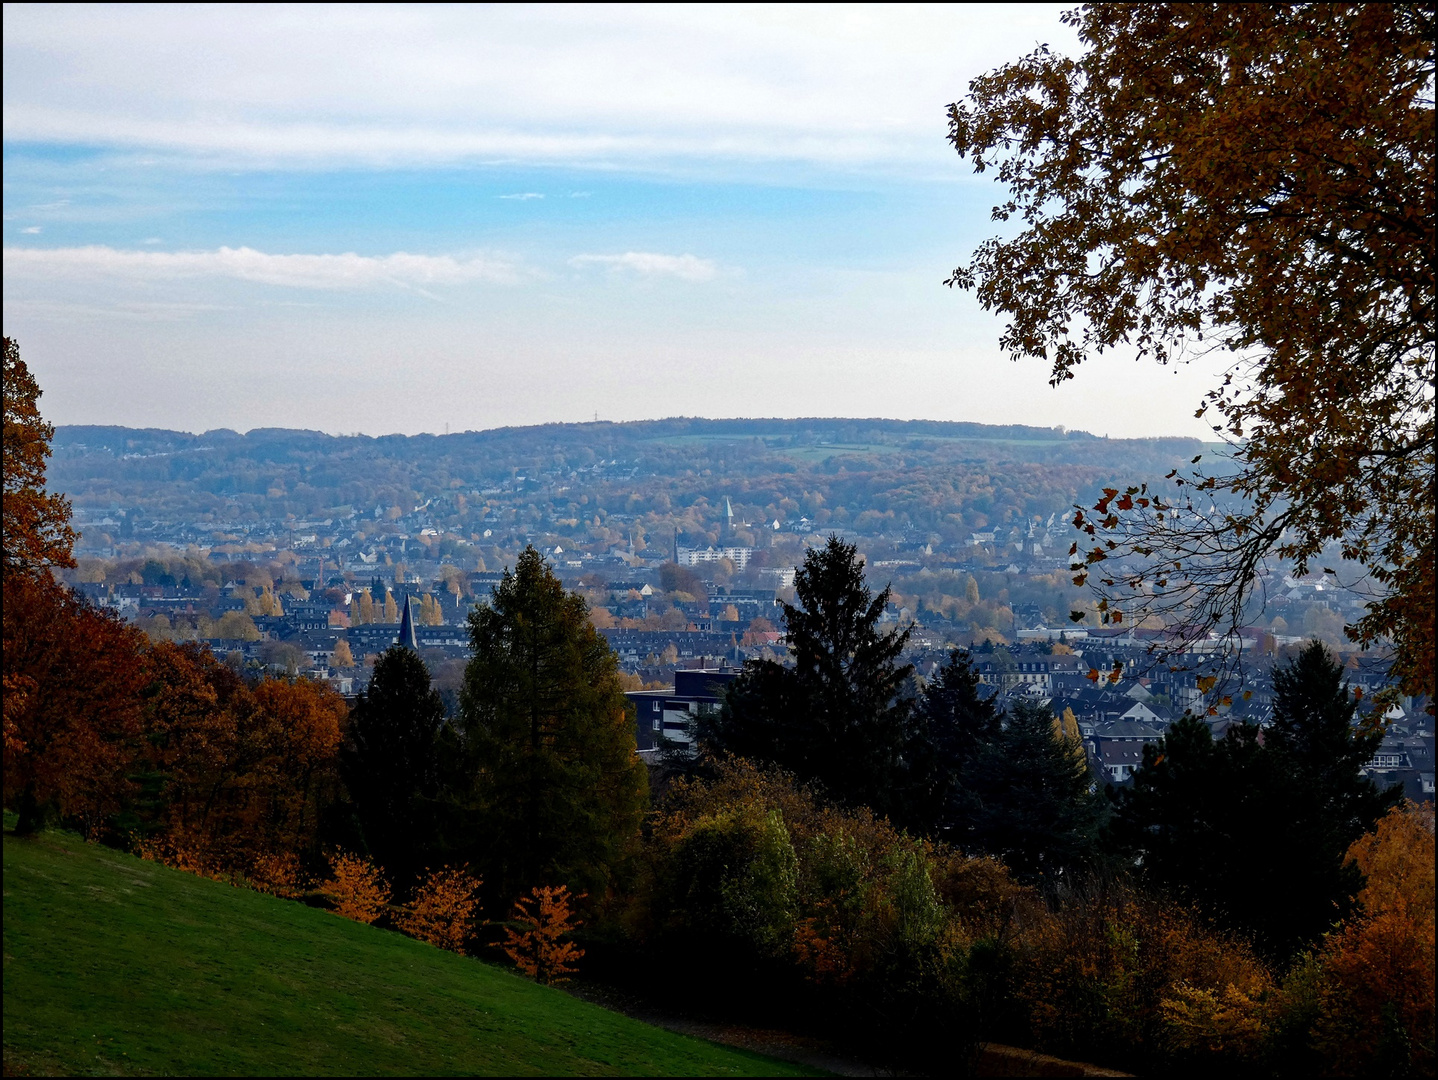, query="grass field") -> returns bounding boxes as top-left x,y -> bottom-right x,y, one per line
2,824 -> 818,1076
